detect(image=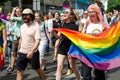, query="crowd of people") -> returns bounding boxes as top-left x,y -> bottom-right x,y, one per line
0,2 -> 120,80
